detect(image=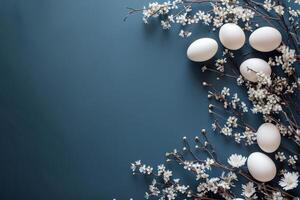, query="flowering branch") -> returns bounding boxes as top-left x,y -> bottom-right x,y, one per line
126,0 -> 300,198
131,130 -> 297,199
